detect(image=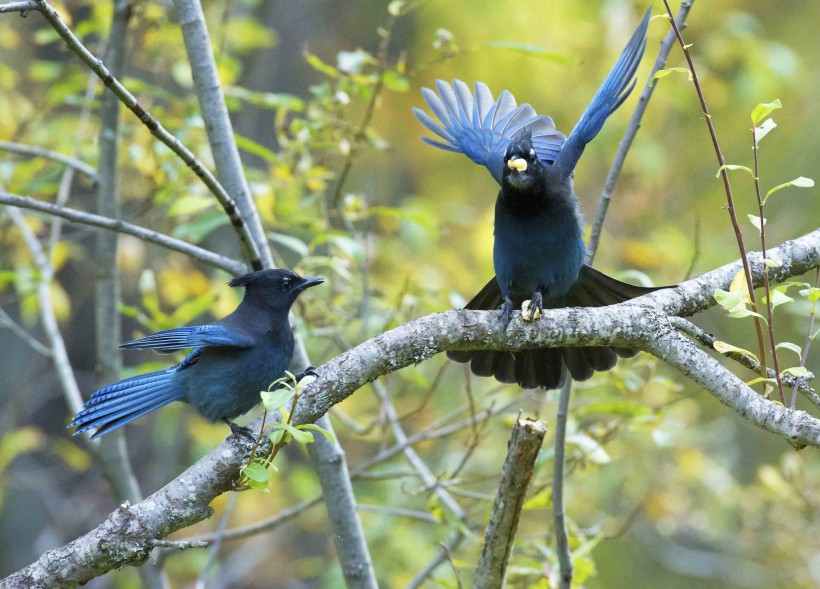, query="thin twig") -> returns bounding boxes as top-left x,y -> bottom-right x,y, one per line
552,380 -> 573,589
0,192 -> 245,275
0,306 -> 52,356
329,11 -> 397,215
669,316 -> 819,408
792,268 -> 819,408
405,531 -> 464,589
660,0 -> 768,382
356,504 -> 440,524
751,127 -> 785,402
29,0 -> 263,269
0,141 -> 98,182
587,0 -> 695,262
196,492 -> 237,588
